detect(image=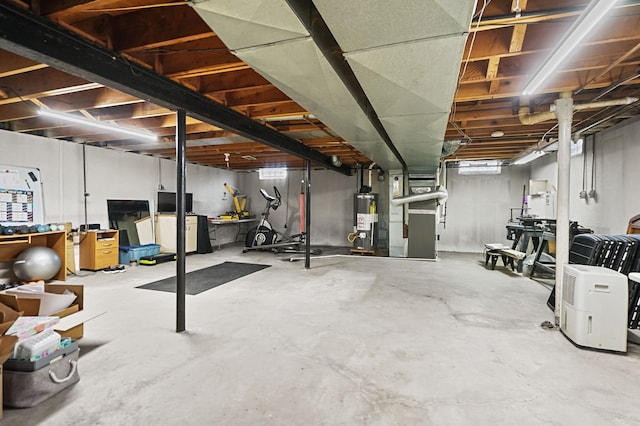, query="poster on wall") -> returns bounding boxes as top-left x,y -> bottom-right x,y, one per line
0,165 -> 44,226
